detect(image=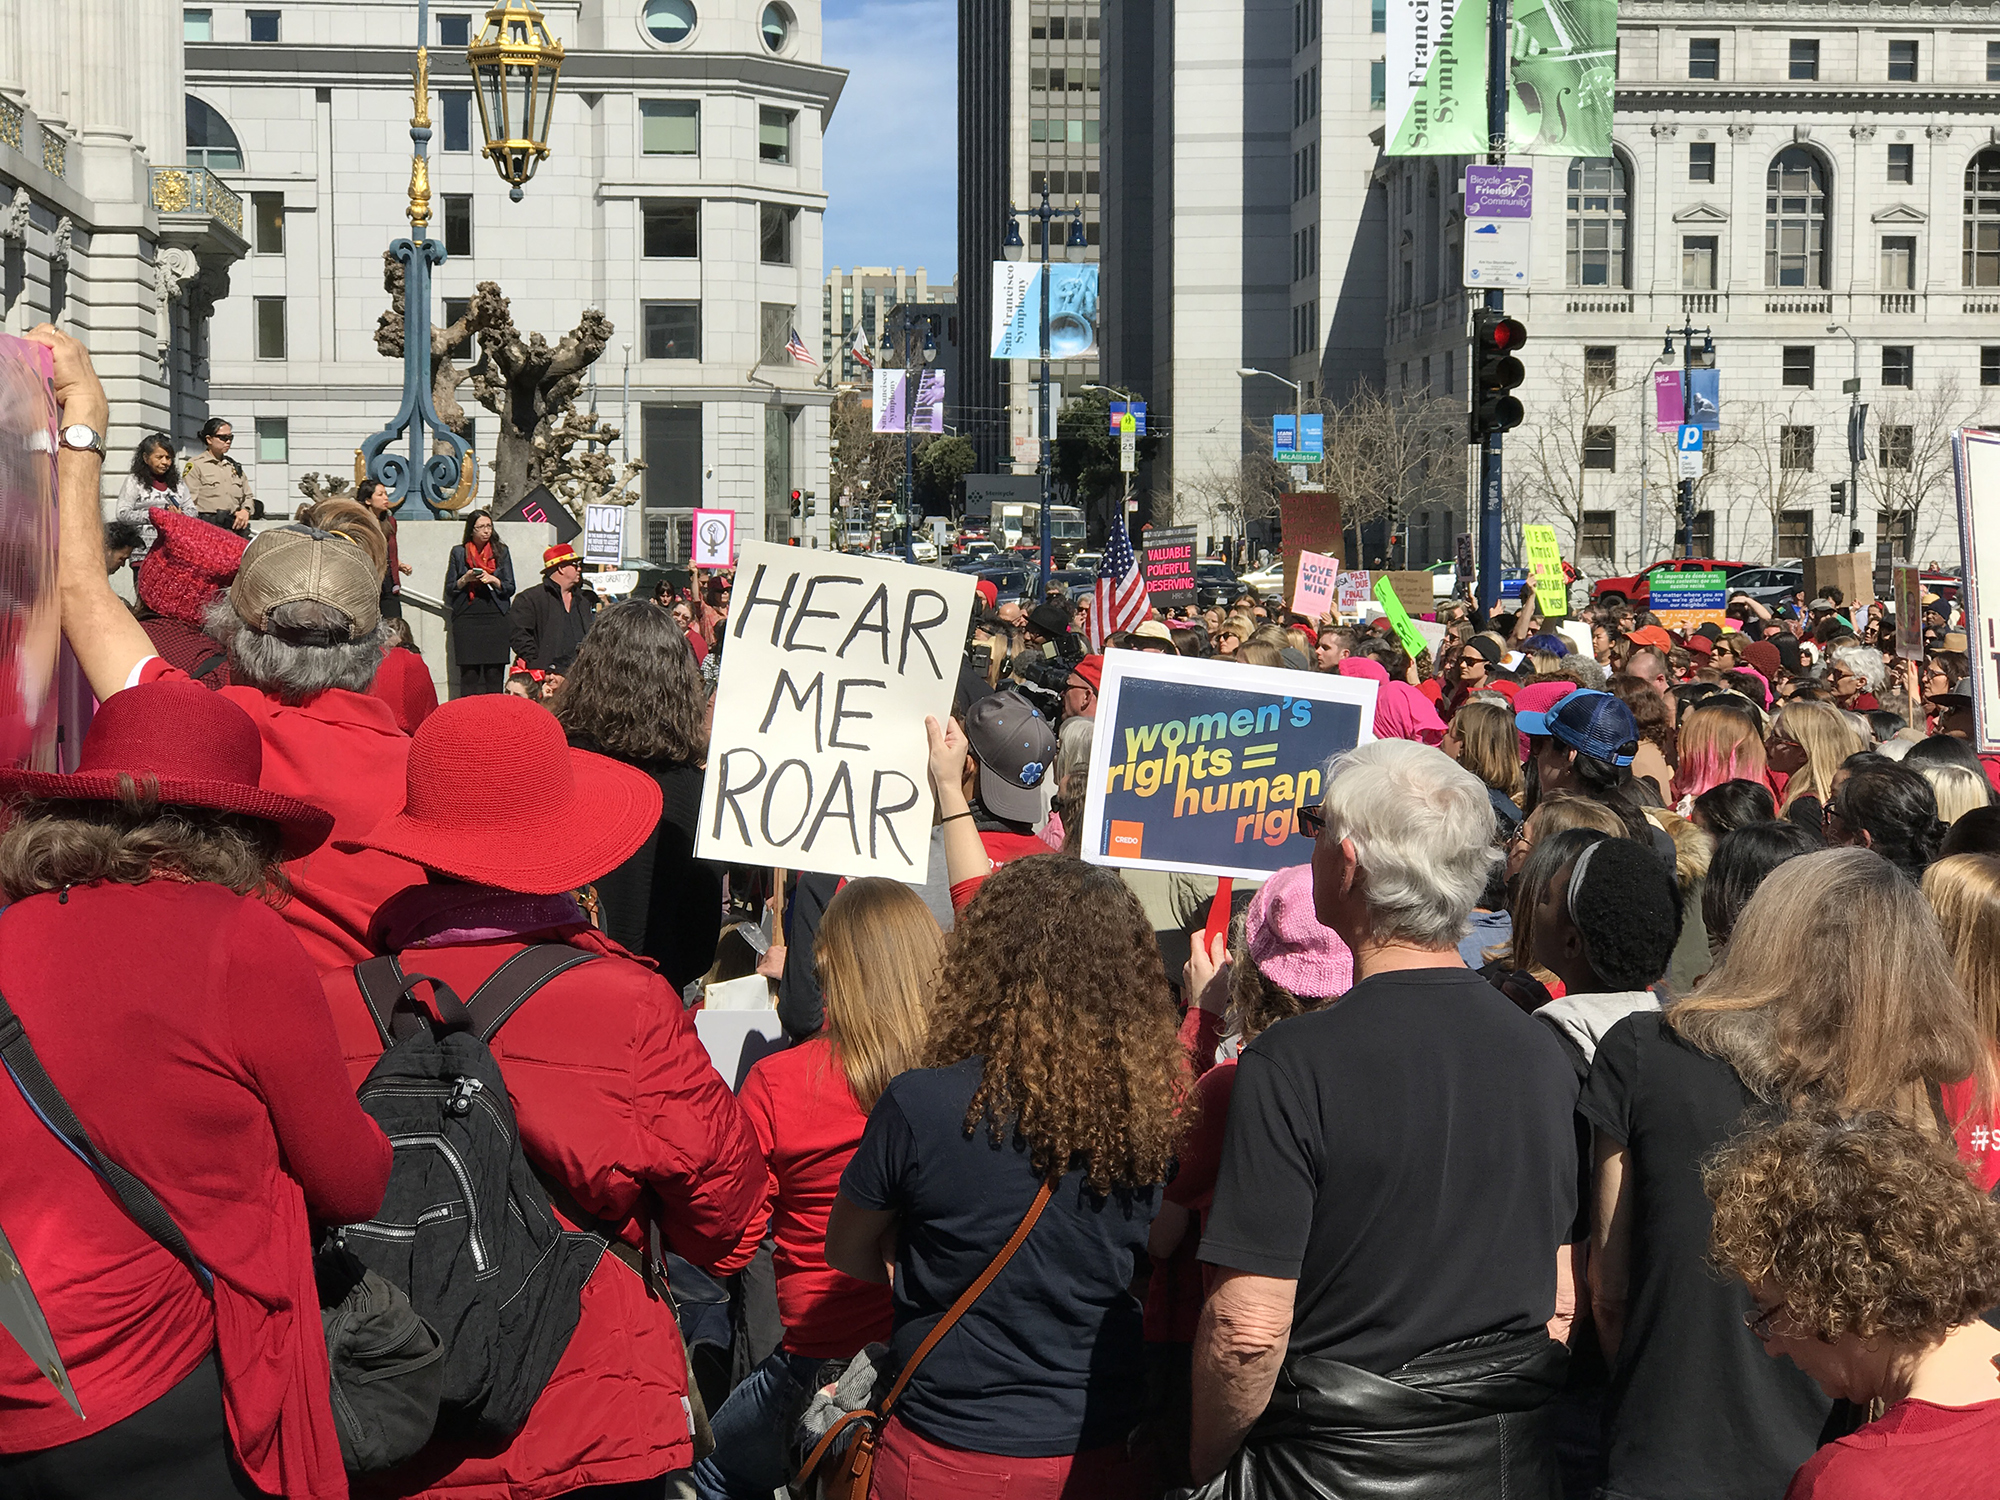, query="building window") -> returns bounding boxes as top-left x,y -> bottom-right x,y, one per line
759,108 -> 794,165
1682,235 -> 1718,289
1688,37 -> 1720,79
760,2 -> 793,51
1566,156 -> 1629,288
639,99 -> 699,156
1584,345 -> 1617,390
1887,39 -> 1918,82
1685,511 -> 1713,555
255,417 -> 288,463
248,10 -> 280,42
1370,60 -> 1385,109
1372,0 -> 1385,33
759,203 -> 793,265
1965,150 -> 2000,286
642,301 -> 700,360
438,11 -> 470,45
1782,345 -> 1815,387
444,297 -> 470,327
759,303 -> 795,364
1888,143 -> 1914,185
1877,509 -> 1914,564
1444,350 -> 1454,394
1780,425 -> 1815,471
1788,39 -> 1819,80
442,194 -> 472,257
254,297 -> 286,359
1579,511 -> 1616,564
1778,509 -> 1812,557
1582,426 -> 1617,470
1766,148 -> 1829,289
1689,142 -> 1715,183
185,95 -> 243,171
1984,346 -> 2000,385
1880,424 -> 1914,469
1882,345 -> 1914,387
252,192 -> 284,254
643,0 -> 696,44
1881,235 -> 1916,289
442,92 -> 471,153
642,201 -> 699,258
1990,40 -> 2000,82
184,8 -> 212,41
